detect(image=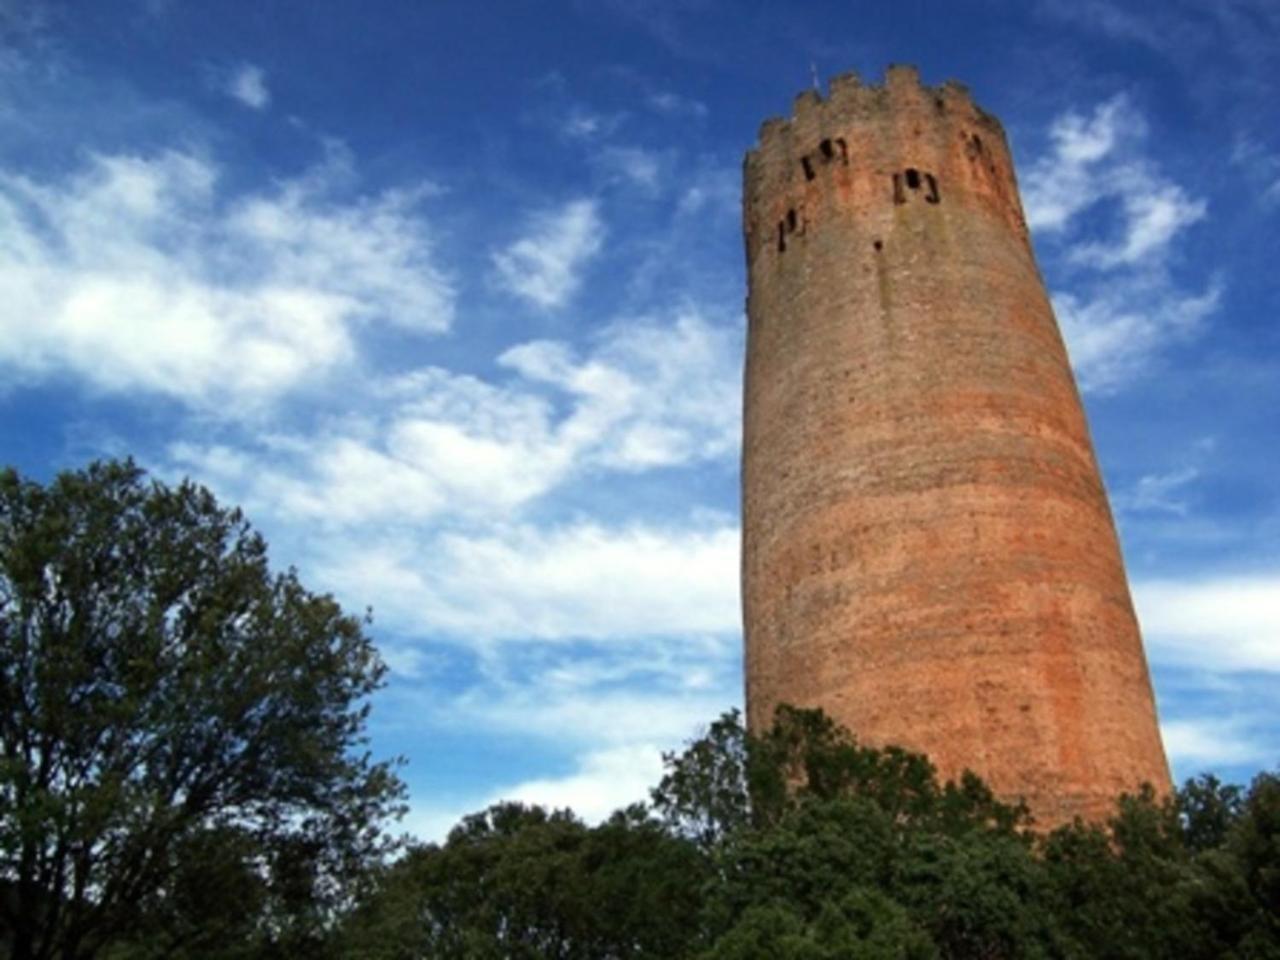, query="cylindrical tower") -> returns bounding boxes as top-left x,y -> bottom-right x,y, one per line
741,66 -> 1170,826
